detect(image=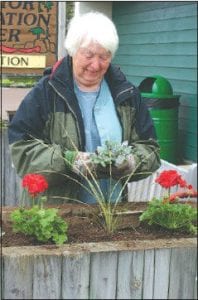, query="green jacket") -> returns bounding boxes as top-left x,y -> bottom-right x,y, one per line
8,56 -> 161,203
